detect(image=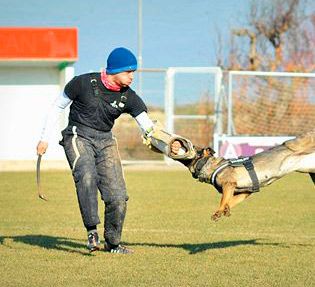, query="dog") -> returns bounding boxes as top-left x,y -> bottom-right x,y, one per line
173,130 -> 315,221
145,125 -> 315,221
